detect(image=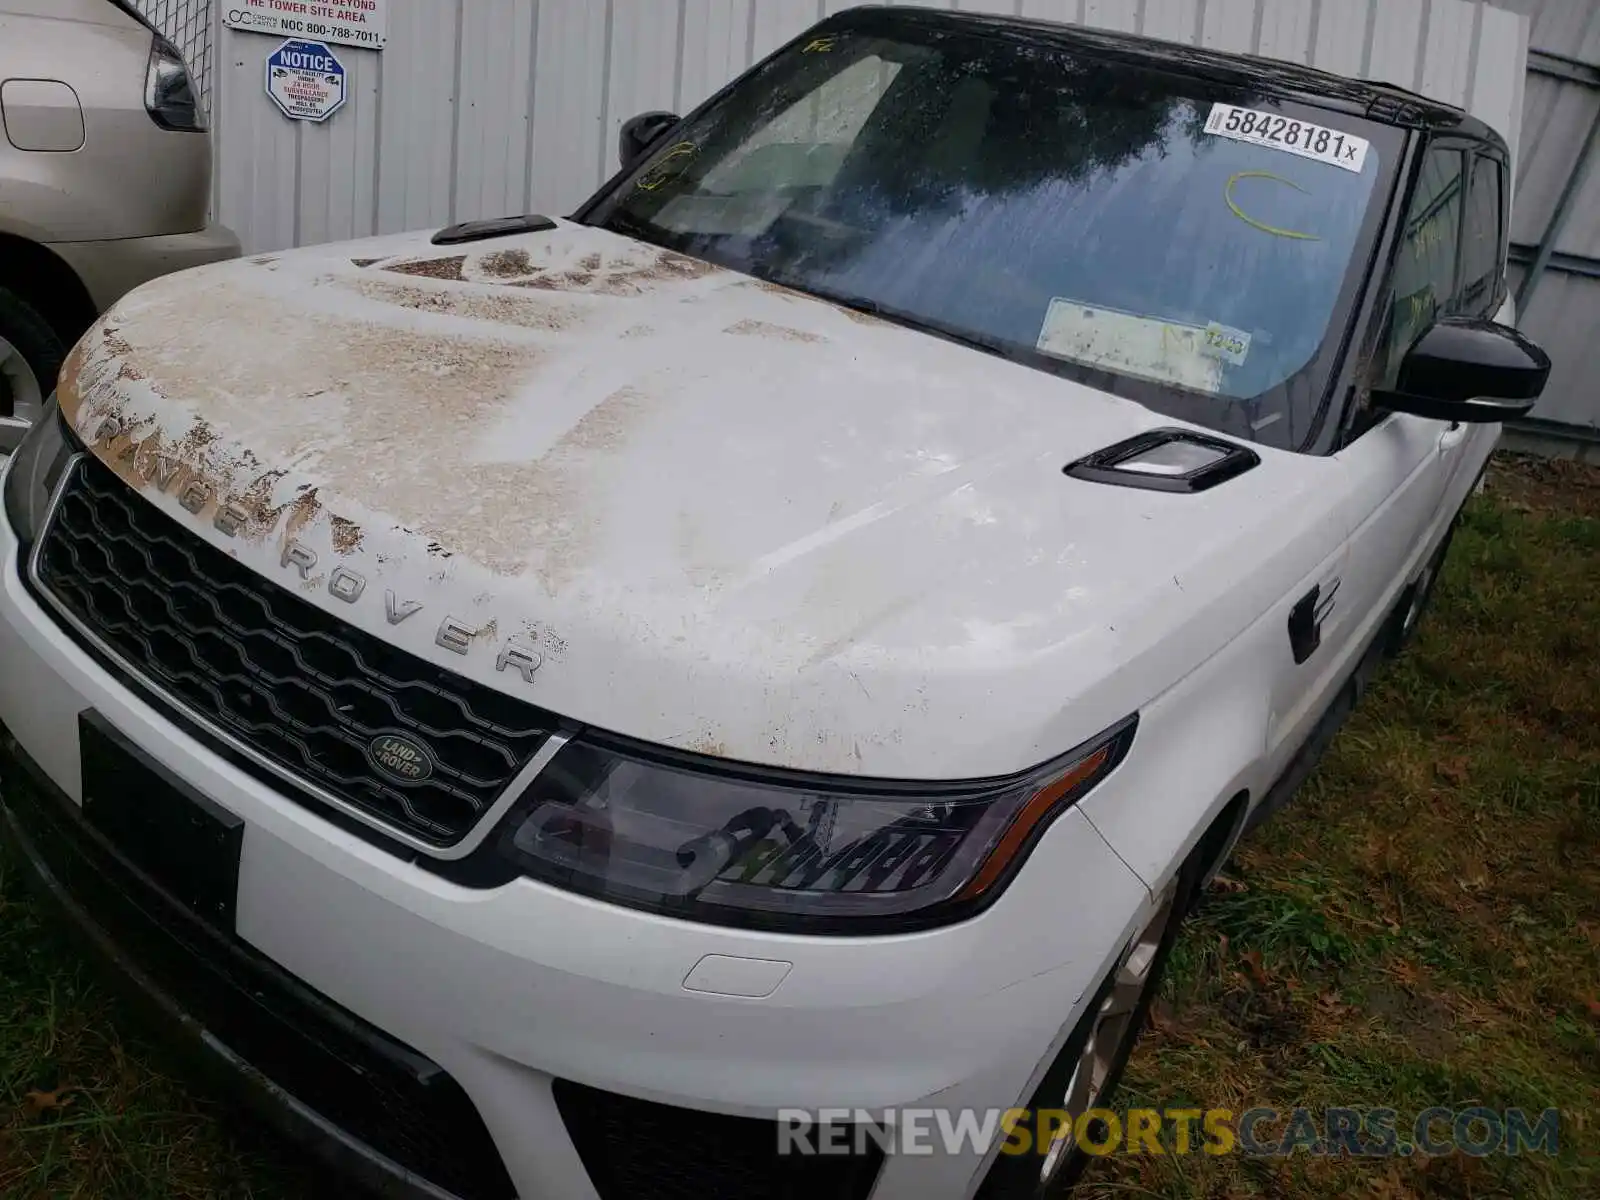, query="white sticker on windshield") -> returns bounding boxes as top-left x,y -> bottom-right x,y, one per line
1200,322 -> 1251,366
1036,299 -> 1224,394
1204,103 -> 1370,173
